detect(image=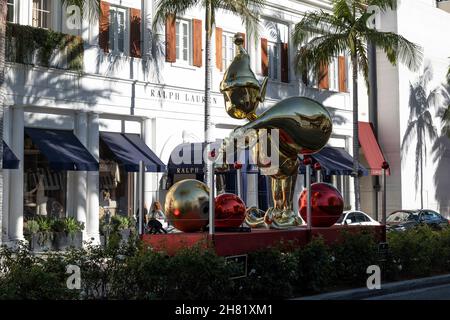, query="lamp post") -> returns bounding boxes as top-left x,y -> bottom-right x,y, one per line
234,161 -> 243,199
208,149 -> 216,235
381,161 -> 389,225
314,162 -> 322,183
304,156 -> 313,229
